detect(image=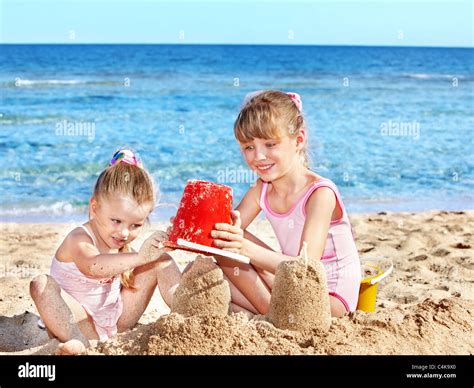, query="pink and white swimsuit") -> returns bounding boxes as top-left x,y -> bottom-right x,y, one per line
50,225 -> 123,341
260,179 -> 361,312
